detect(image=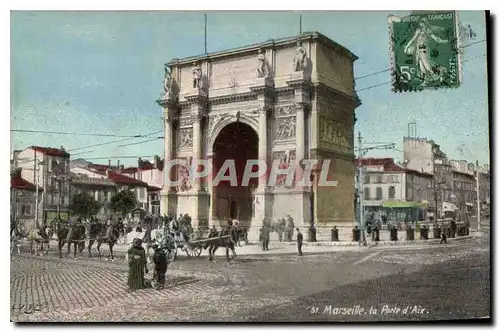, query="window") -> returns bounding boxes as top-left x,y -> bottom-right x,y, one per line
21,204 -> 32,217
376,187 -> 383,200
388,186 -> 396,199
364,188 -> 370,200
375,175 -> 383,183
138,188 -> 145,200
363,175 -> 370,184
